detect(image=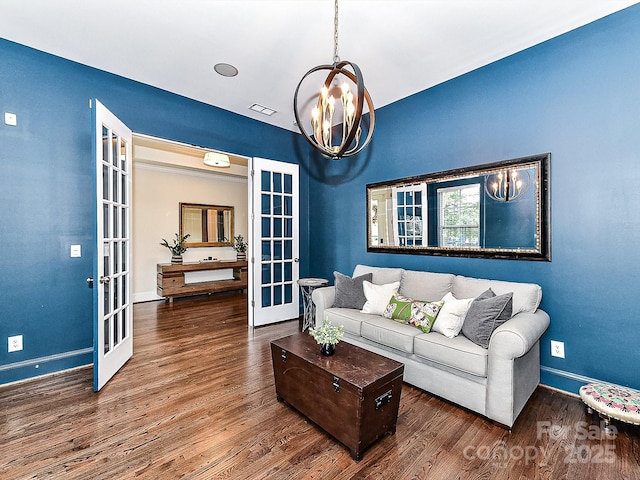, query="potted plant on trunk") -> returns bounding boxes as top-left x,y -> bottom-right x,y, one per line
309,318 -> 345,356
233,234 -> 248,261
161,233 -> 190,264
